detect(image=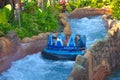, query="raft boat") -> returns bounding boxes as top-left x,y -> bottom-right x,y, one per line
41,33 -> 86,60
